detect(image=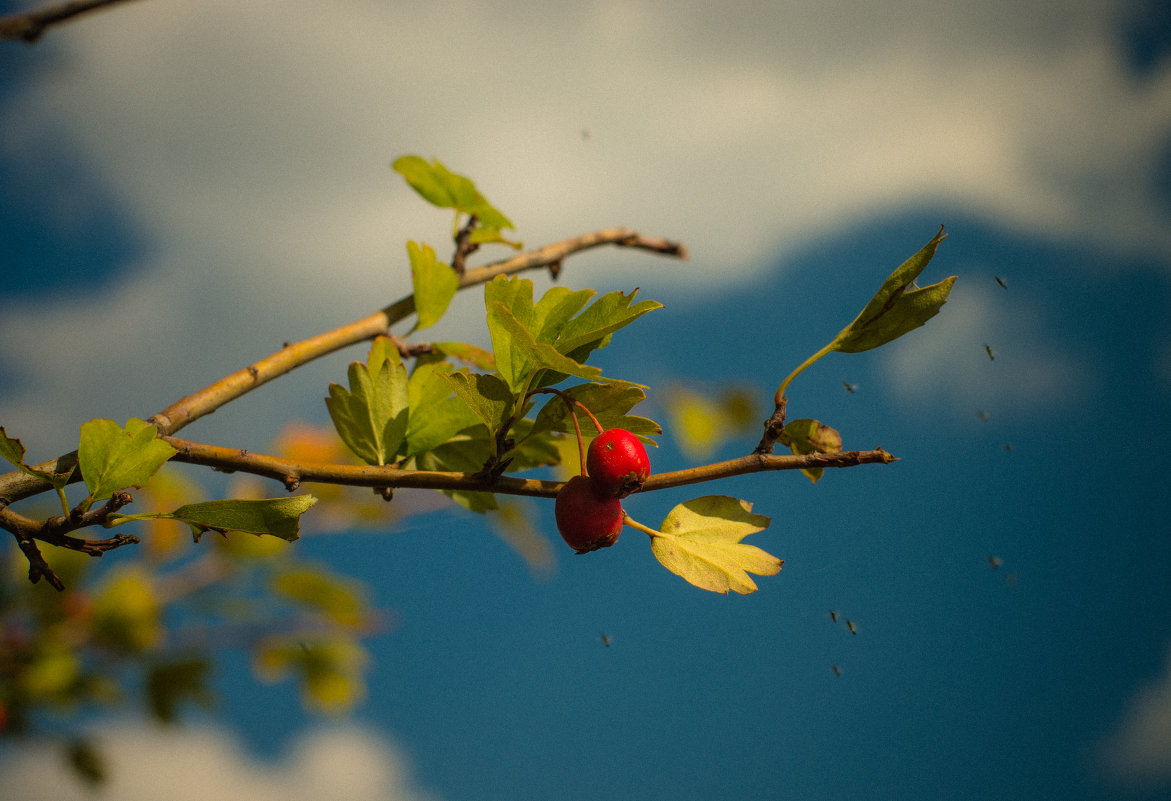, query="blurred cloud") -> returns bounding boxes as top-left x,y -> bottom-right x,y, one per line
1,0 -> 1168,448
879,279 -> 1082,416
0,721 -> 441,801
1098,641 -> 1171,788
